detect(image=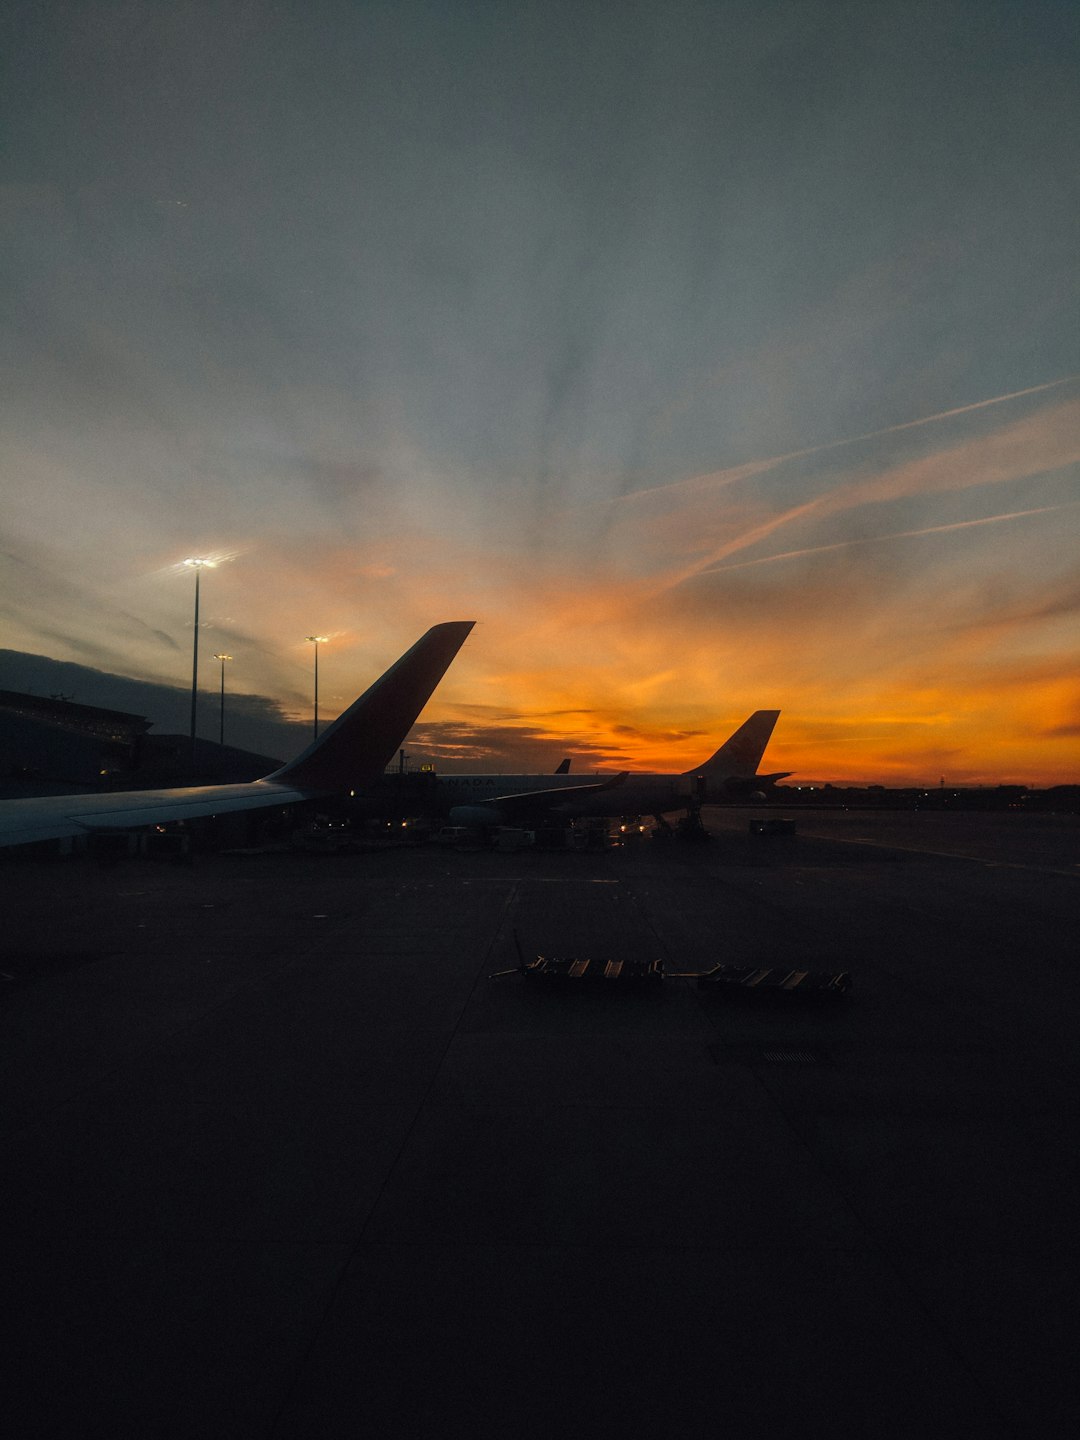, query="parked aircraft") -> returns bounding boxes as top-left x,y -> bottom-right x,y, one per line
438,710 -> 787,828
0,621 -> 474,849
